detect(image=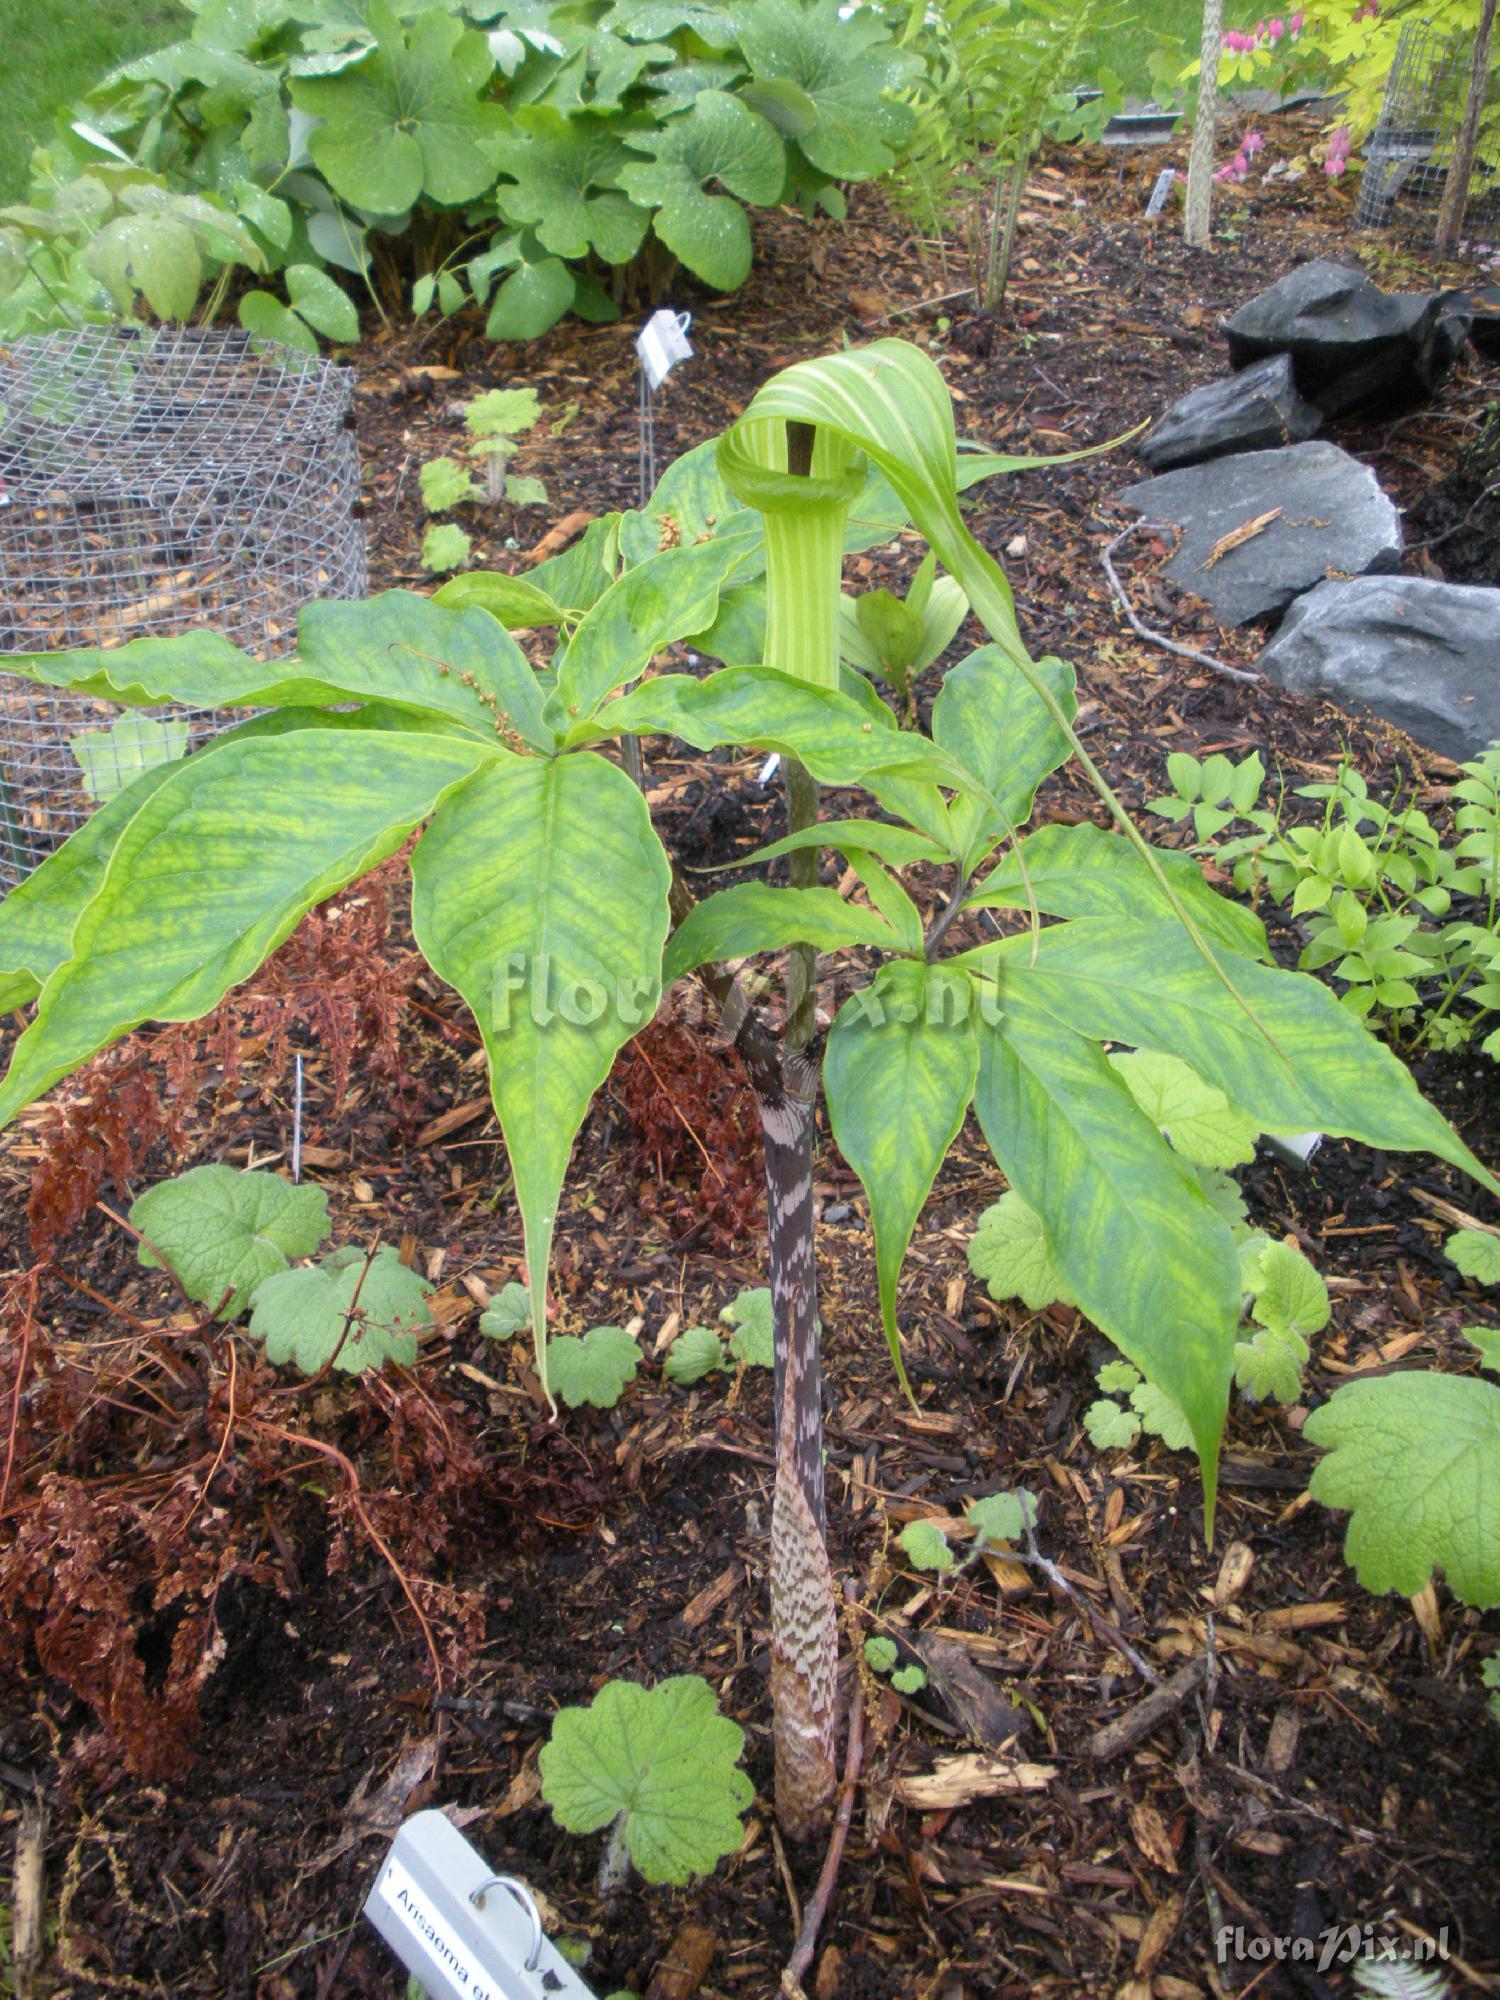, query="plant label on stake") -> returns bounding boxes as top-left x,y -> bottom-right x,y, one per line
362,1809 -> 598,2000
636,307 -> 693,501
1145,168 -> 1176,217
